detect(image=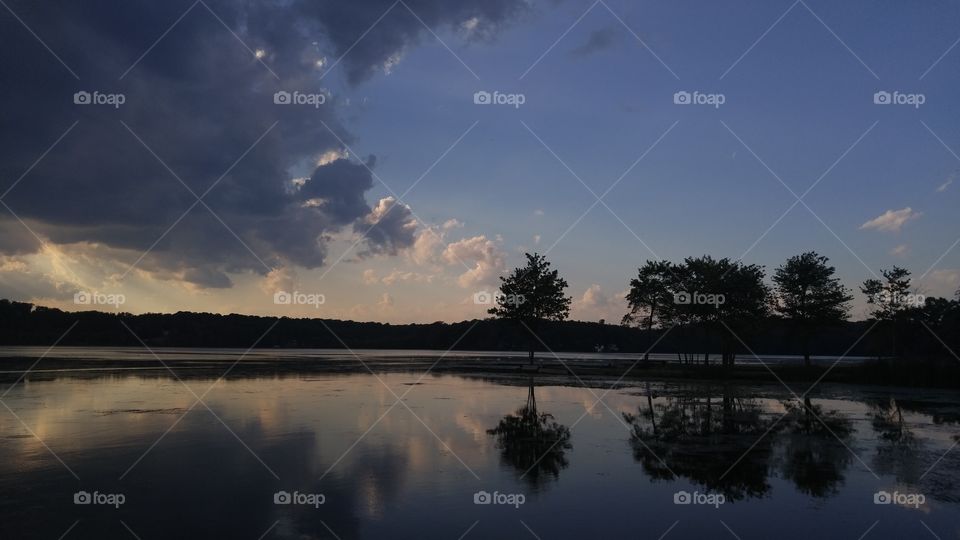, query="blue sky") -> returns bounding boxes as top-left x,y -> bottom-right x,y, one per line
1,0 -> 958,322
338,0 -> 960,319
